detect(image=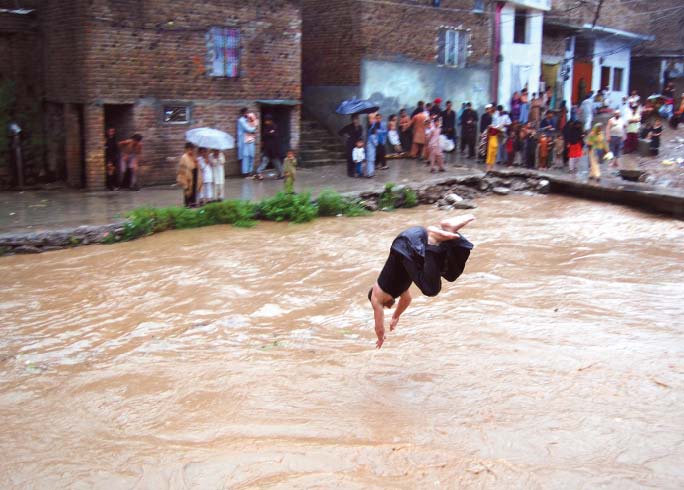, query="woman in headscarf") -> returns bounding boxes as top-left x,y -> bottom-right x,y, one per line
585,123 -> 609,182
